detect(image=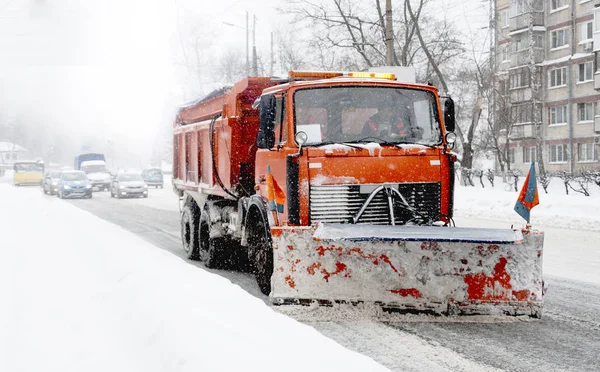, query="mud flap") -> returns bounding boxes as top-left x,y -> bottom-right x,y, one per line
270,223 -> 544,317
